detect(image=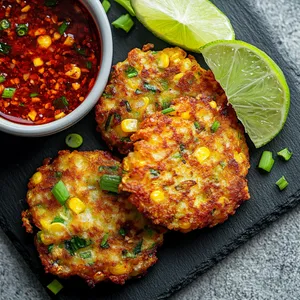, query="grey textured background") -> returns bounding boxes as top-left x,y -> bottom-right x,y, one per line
1,0 -> 300,299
